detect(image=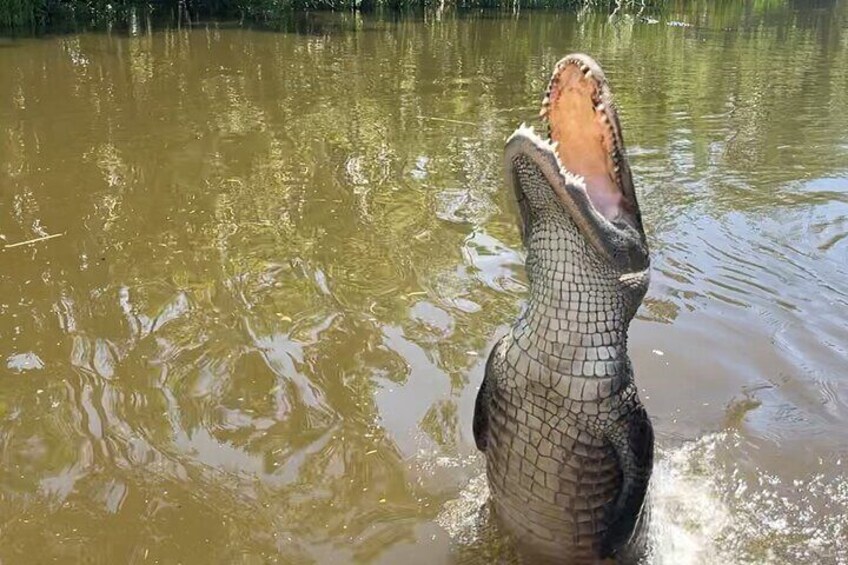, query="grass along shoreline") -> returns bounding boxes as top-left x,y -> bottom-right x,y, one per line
1,0 -> 661,31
